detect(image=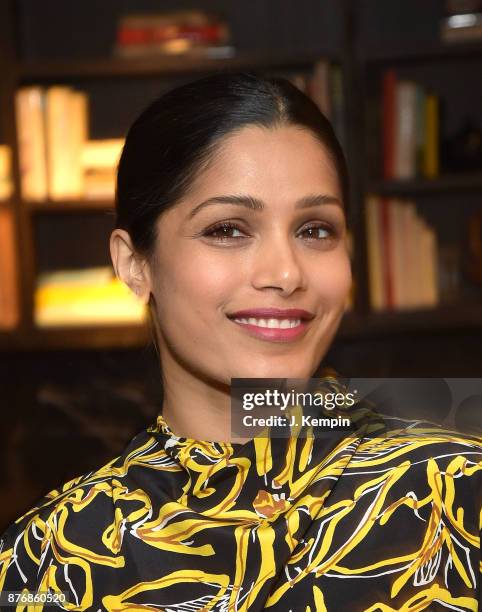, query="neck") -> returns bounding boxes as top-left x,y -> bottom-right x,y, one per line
159,350 -> 252,445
